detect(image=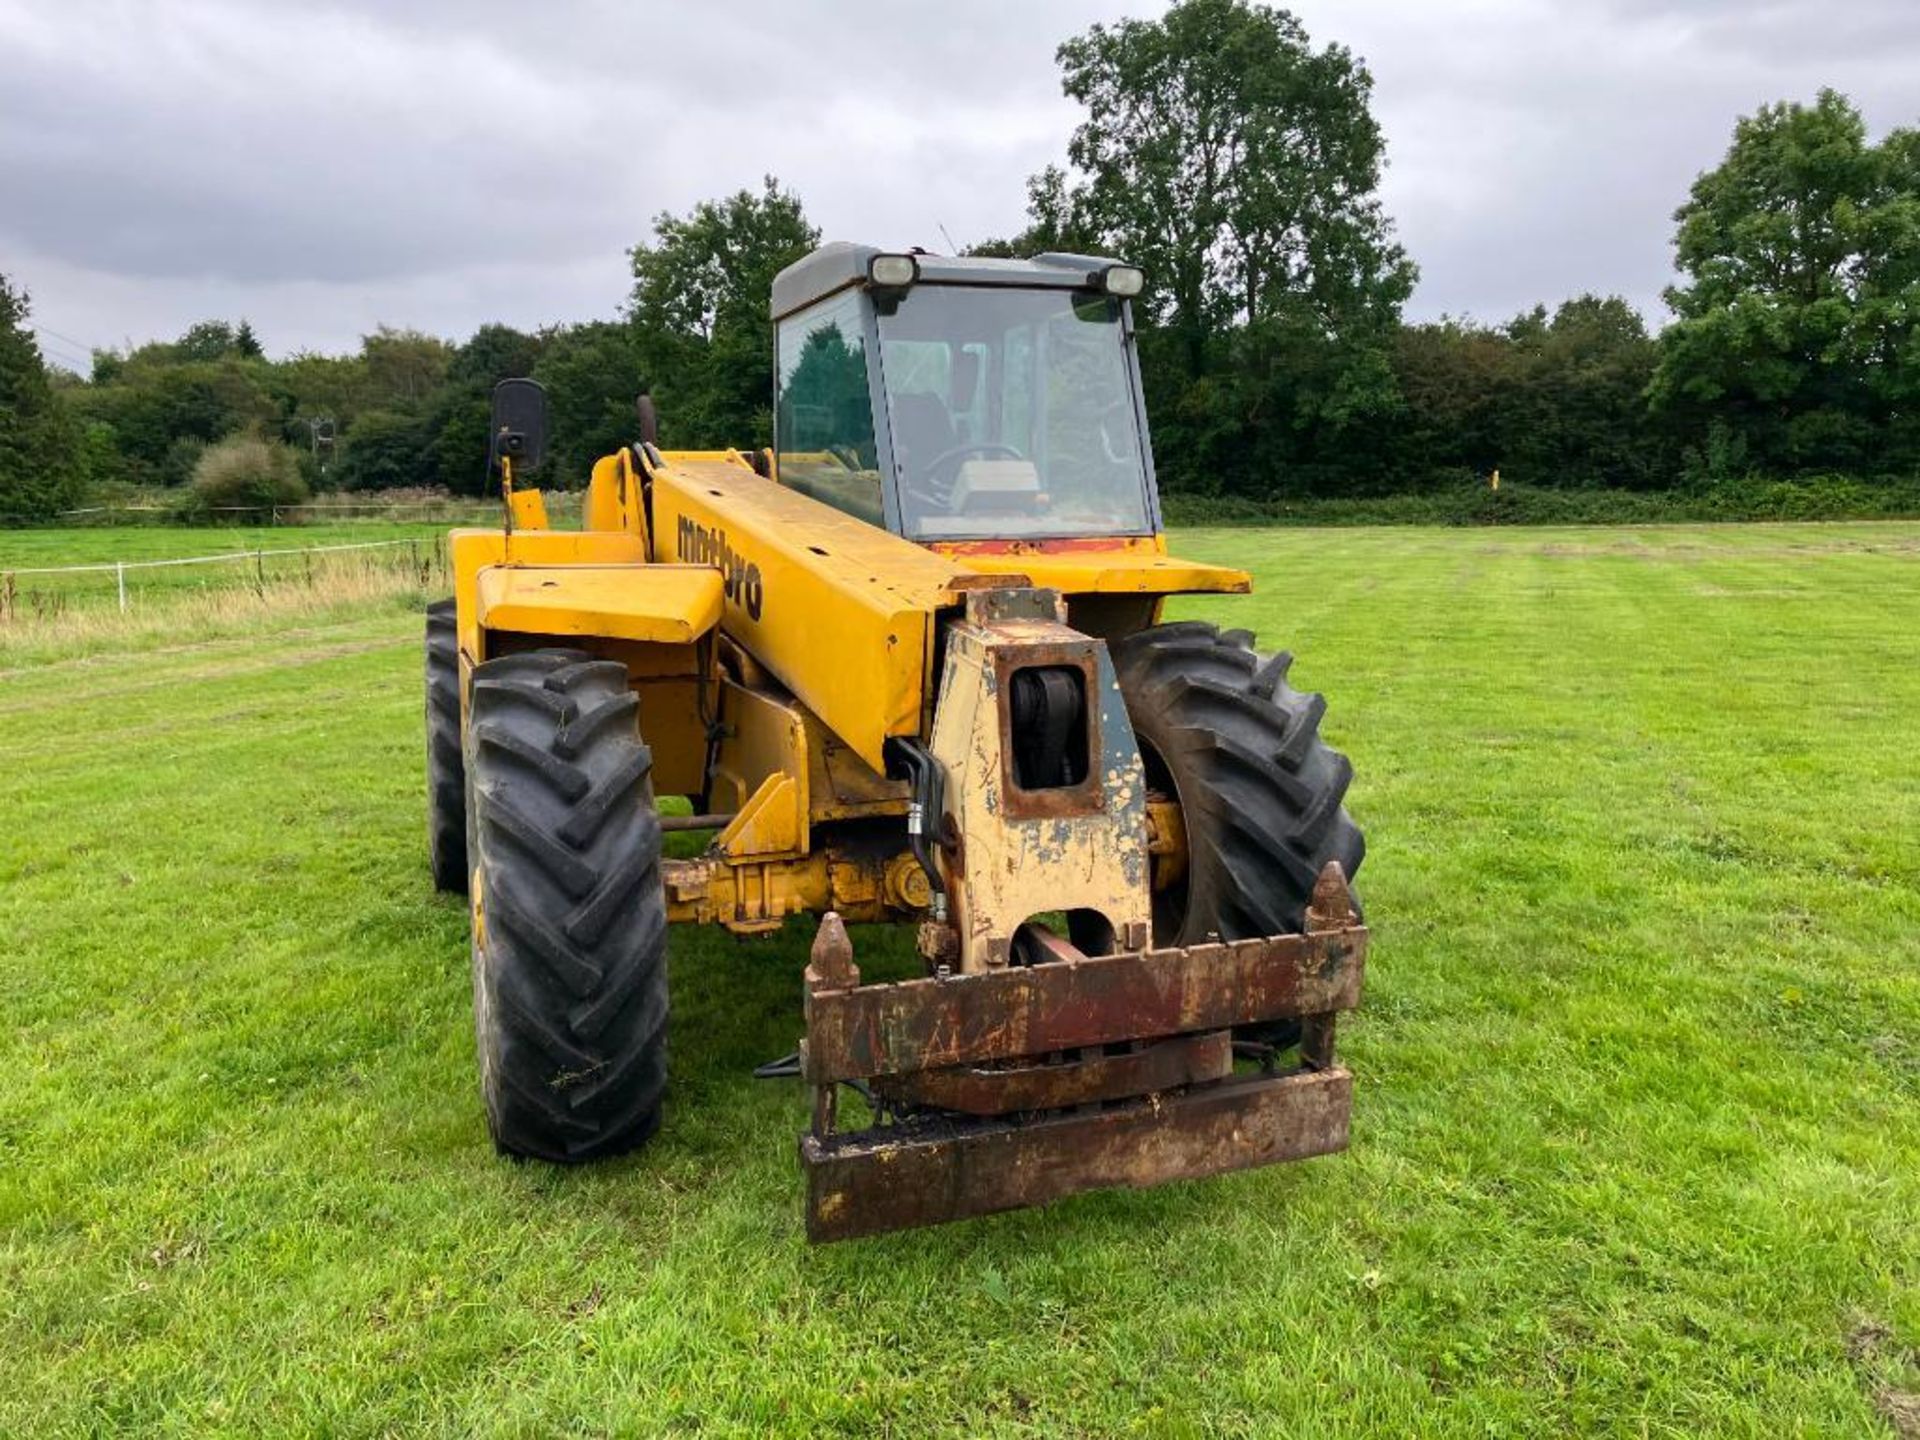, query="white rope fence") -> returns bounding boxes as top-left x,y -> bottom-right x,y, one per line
52,499 -> 575,524
3,538 -> 439,614
51,504 -> 494,526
